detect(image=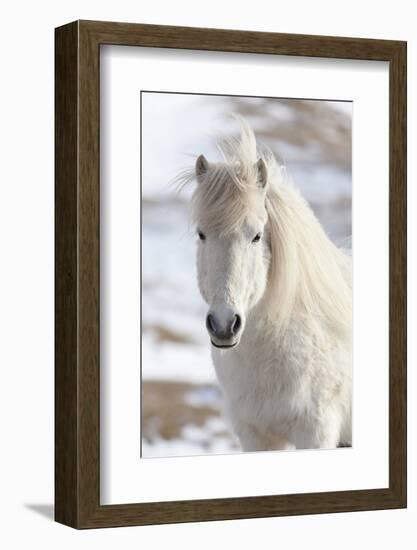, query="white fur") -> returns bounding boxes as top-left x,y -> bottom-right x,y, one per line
178,118 -> 352,451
